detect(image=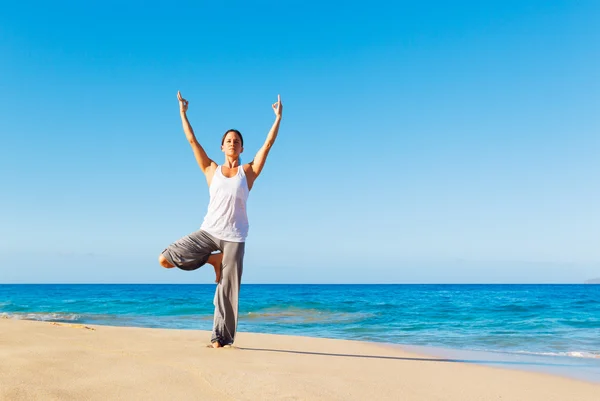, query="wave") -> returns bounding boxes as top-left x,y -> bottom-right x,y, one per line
560,320 -> 600,329
512,350 -> 600,359
245,307 -> 373,324
1,312 -> 82,322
